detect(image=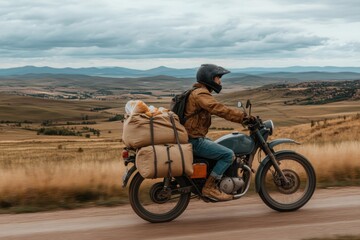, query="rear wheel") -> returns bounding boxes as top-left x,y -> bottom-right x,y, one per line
258,152 -> 316,212
129,173 -> 191,223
